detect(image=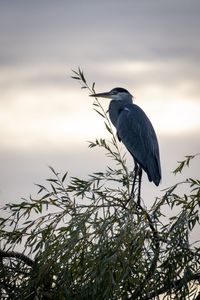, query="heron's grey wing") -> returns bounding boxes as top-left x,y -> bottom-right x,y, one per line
116,105 -> 161,185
